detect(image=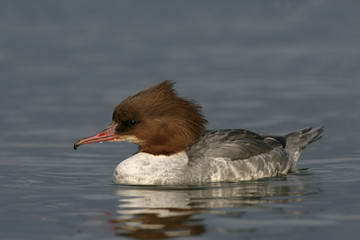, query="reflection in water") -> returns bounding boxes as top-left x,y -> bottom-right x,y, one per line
108,176 -> 321,239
